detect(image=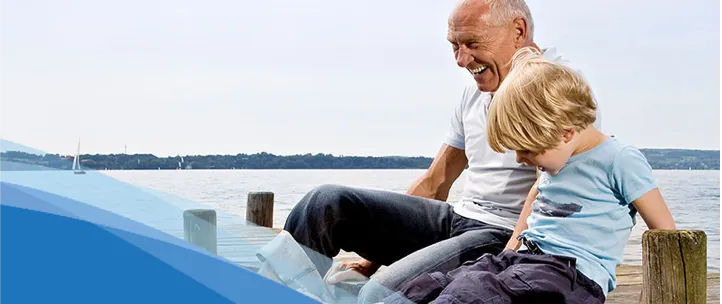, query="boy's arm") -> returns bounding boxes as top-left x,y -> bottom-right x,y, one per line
505,174 -> 540,251
632,188 -> 674,304
612,147 -> 676,230
632,188 -> 676,230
